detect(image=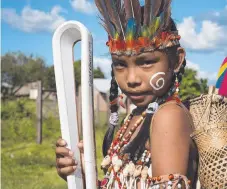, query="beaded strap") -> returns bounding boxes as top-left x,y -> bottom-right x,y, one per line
150,173 -> 191,189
